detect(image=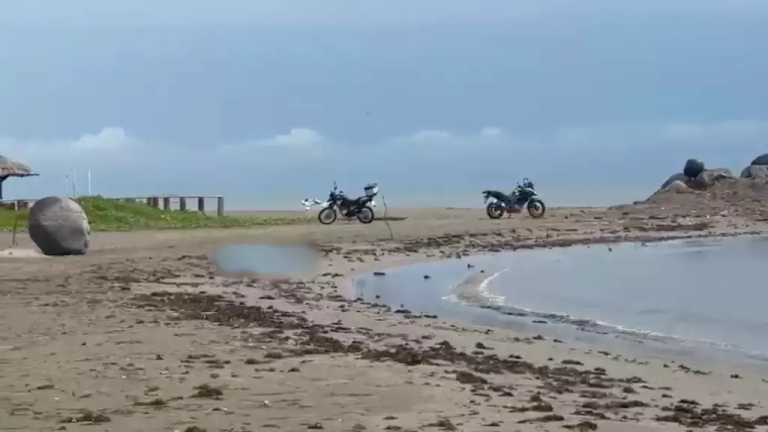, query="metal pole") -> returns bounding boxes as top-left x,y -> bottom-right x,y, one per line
11,209 -> 19,247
